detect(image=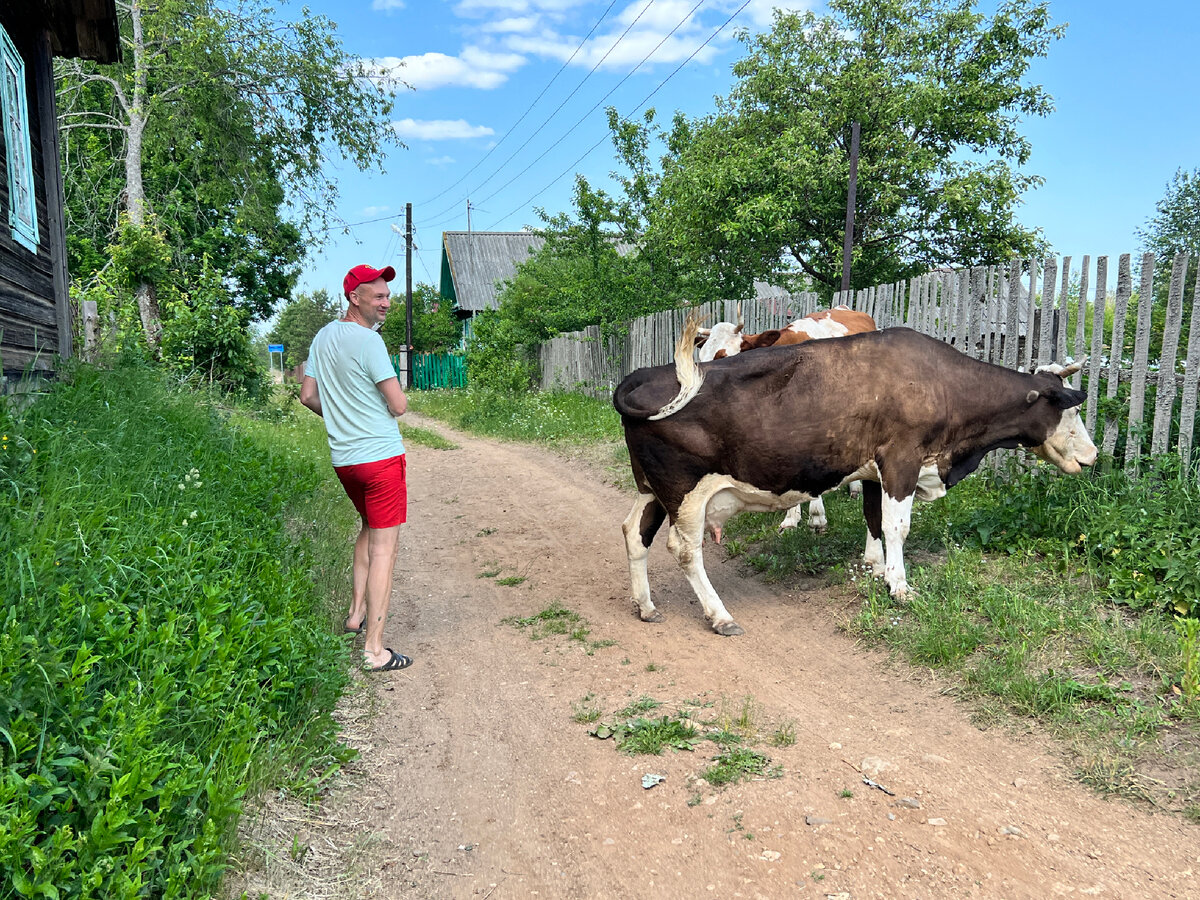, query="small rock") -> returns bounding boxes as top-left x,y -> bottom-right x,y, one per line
887,813 -> 896,821
895,797 -> 921,809
806,816 -> 832,826
860,756 -> 894,778
760,850 -> 782,862
1000,826 -> 1022,837
829,742 -> 842,750
927,817 -> 947,826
